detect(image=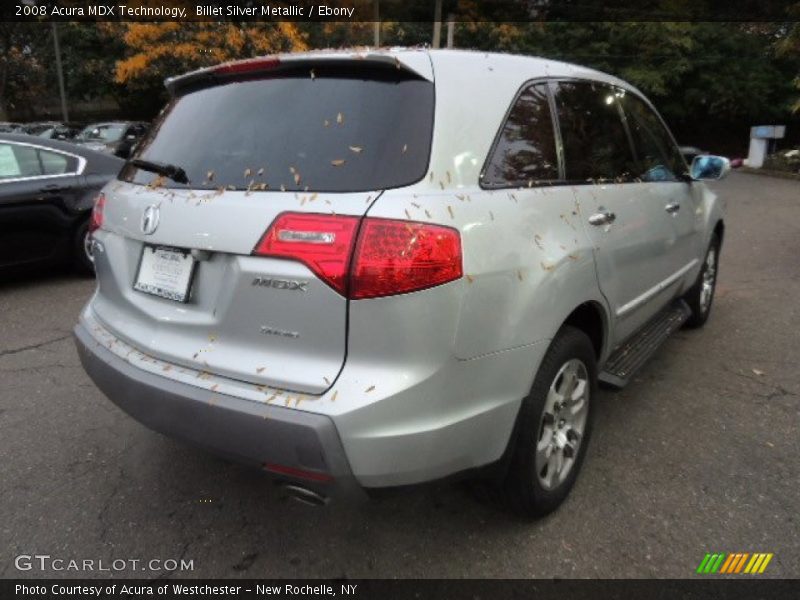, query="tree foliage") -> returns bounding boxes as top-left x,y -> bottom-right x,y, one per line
5,13 -> 799,151
0,23 -> 50,119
